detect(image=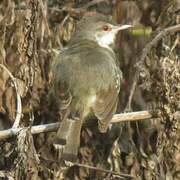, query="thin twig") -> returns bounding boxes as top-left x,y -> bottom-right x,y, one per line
39,0 -> 51,36
111,110 -> 160,123
74,162 -> 135,179
0,110 -> 160,140
58,14 -> 70,49
125,73 -> 138,111
0,64 -> 22,128
125,24 -> 180,111
40,156 -> 134,179
83,0 -> 108,9
139,24 -> 180,63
